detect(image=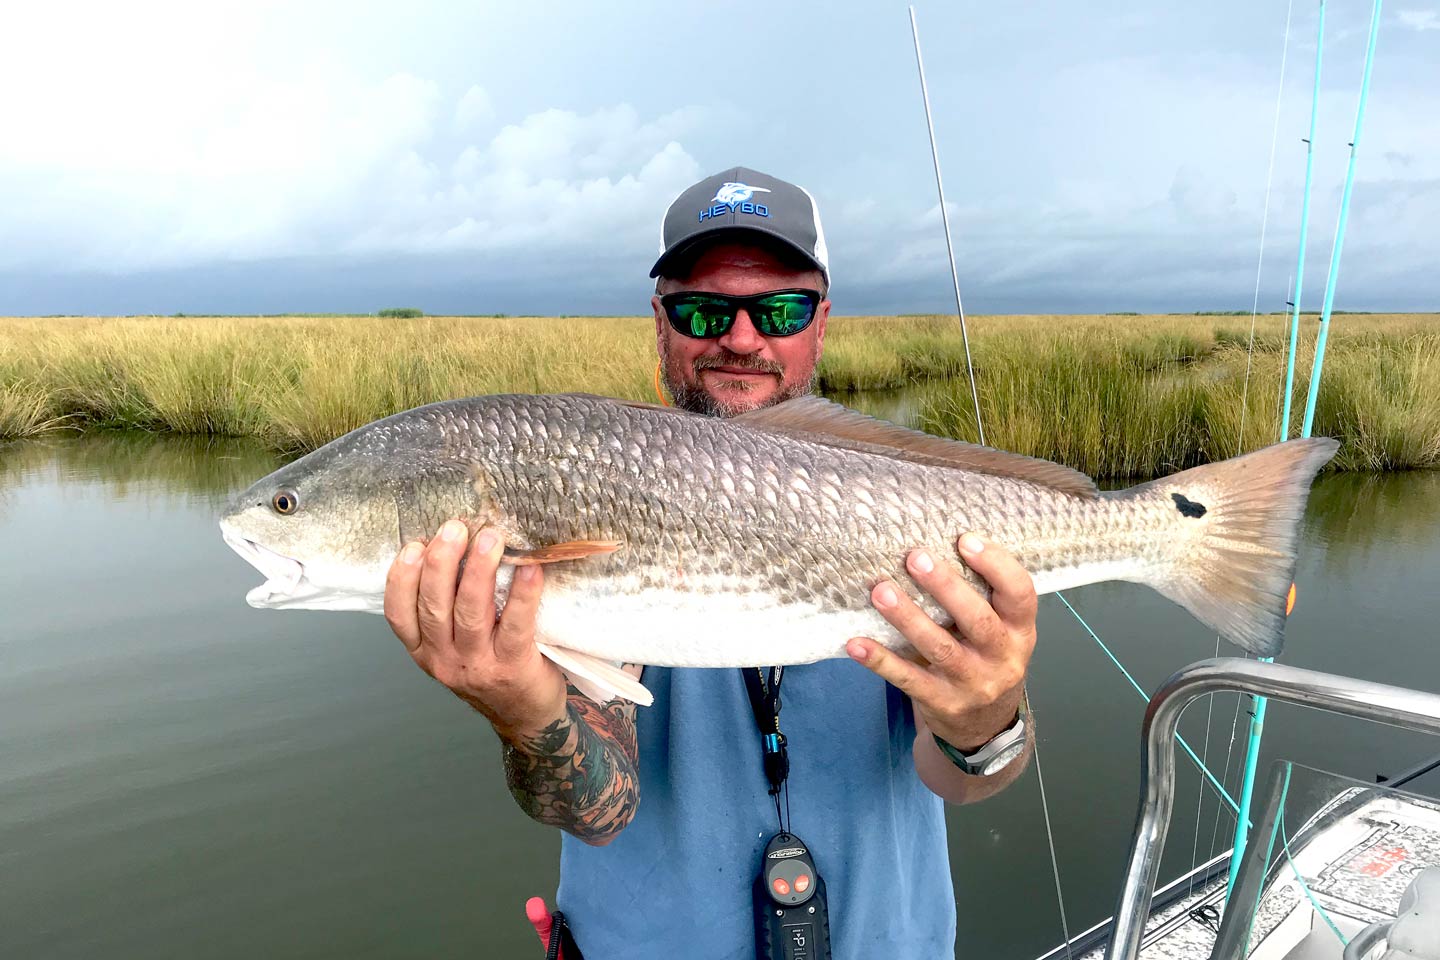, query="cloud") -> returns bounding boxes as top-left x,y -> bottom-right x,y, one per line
0,61 -> 443,271
0,75 -> 704,274
345,103 -> 703,261
1397,9 -> 1440,31
453,85 -> 495,133
1,0 -> 1434,315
